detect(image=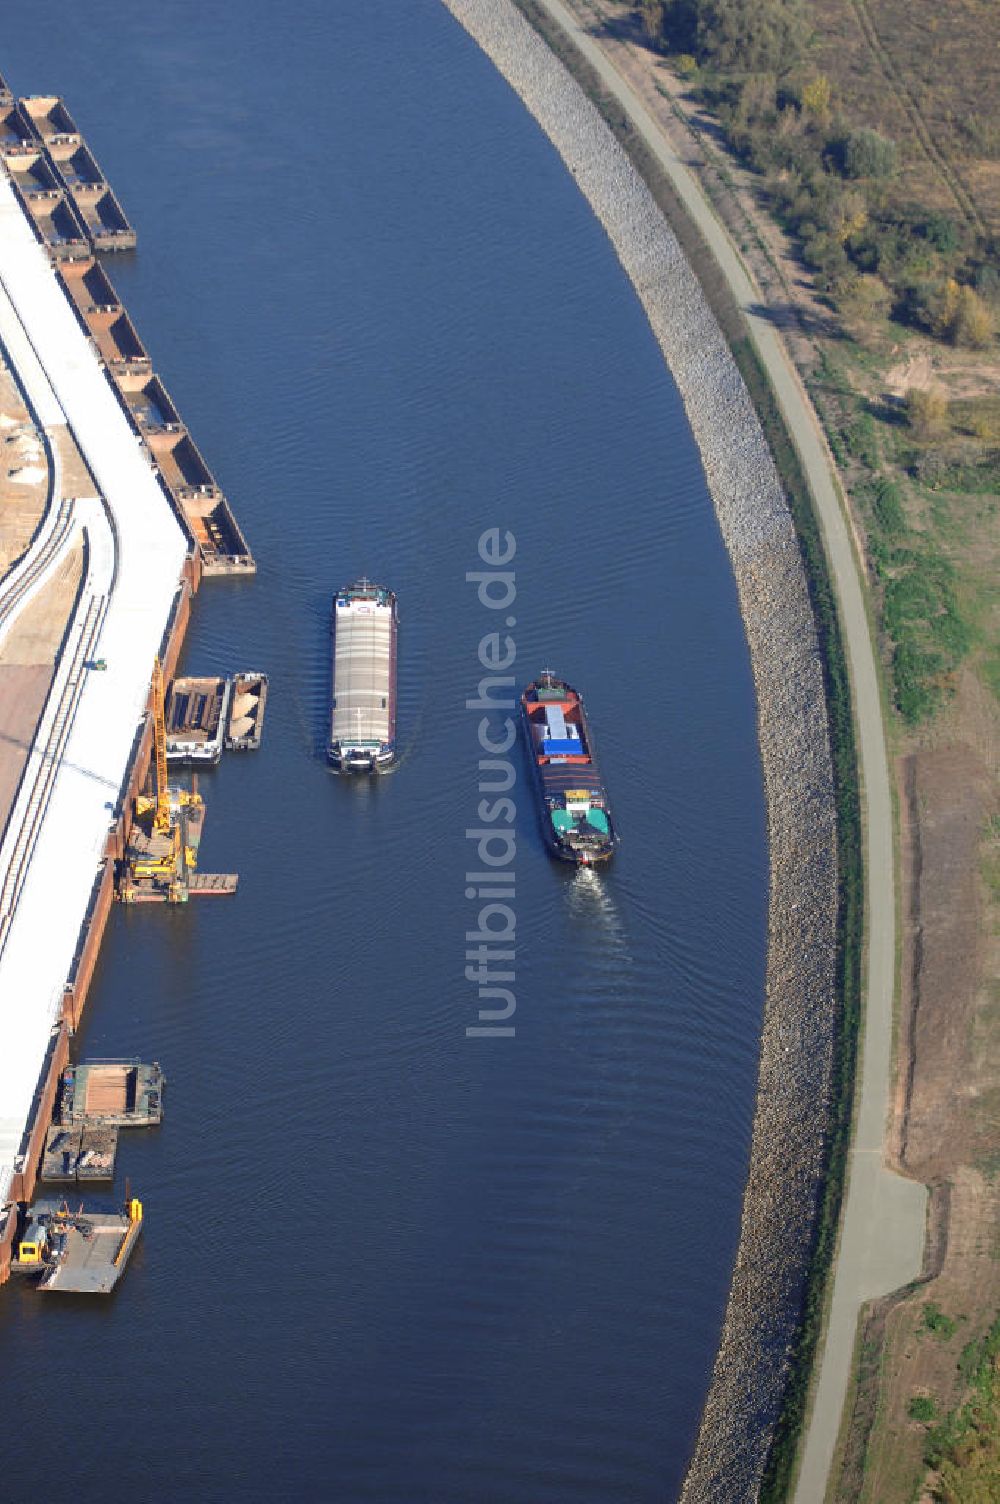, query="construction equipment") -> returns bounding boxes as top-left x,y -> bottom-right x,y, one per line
151,656 -> 170,835
123,660 -> 203,902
